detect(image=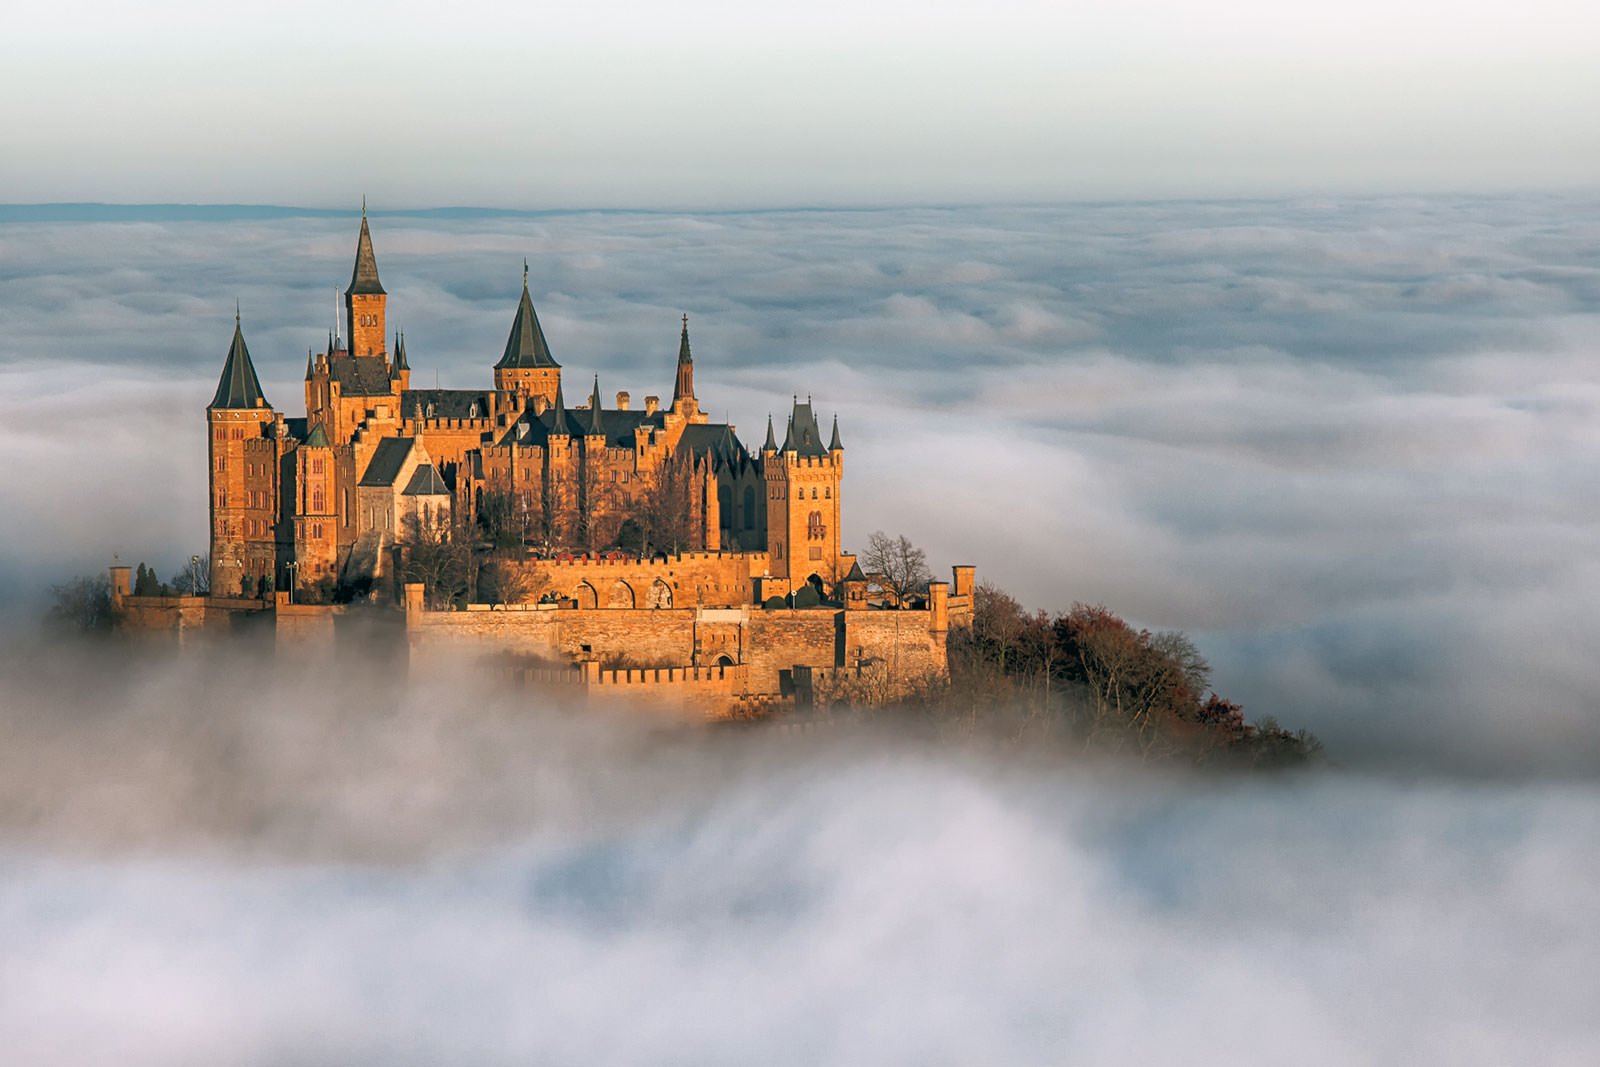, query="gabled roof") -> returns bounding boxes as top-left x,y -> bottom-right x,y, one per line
329,354 -> 393,397
210,314 -> 268,410
844,560 -> 868,582
402,463 -> 450,497
359,436 -> 415,487
495,279 -> 560,370
304,423 -> 330,448
346,212 -> 385,296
